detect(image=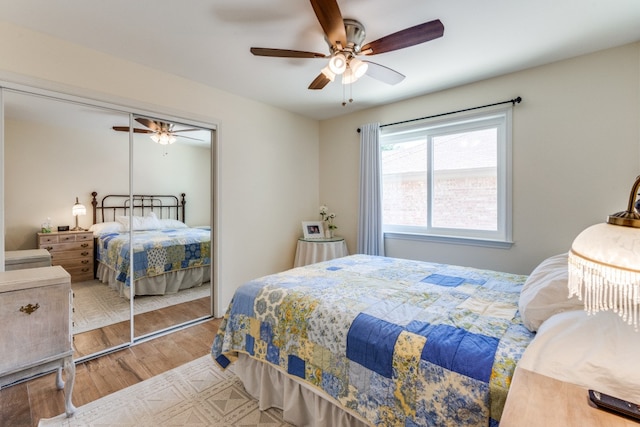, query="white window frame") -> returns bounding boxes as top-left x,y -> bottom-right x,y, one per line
380,107 -> 513,248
